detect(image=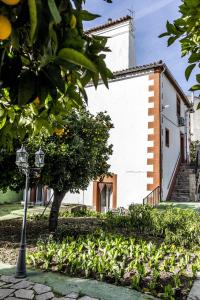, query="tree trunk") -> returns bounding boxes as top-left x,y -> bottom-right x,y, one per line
49,190 -> 65,232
